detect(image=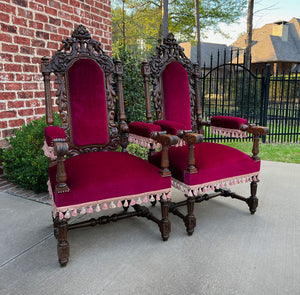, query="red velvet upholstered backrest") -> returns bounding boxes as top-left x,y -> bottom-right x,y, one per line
162,62 -> 191,130
67,59 -> 108,146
